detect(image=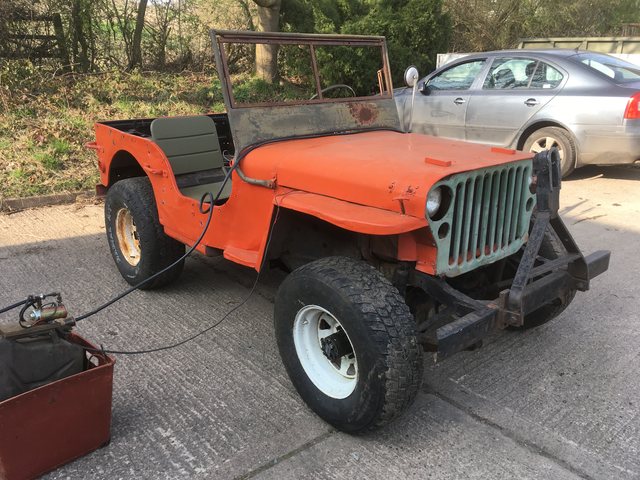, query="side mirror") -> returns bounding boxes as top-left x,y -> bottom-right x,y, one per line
419,81 -> 430,95
404,65 -> 419,88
